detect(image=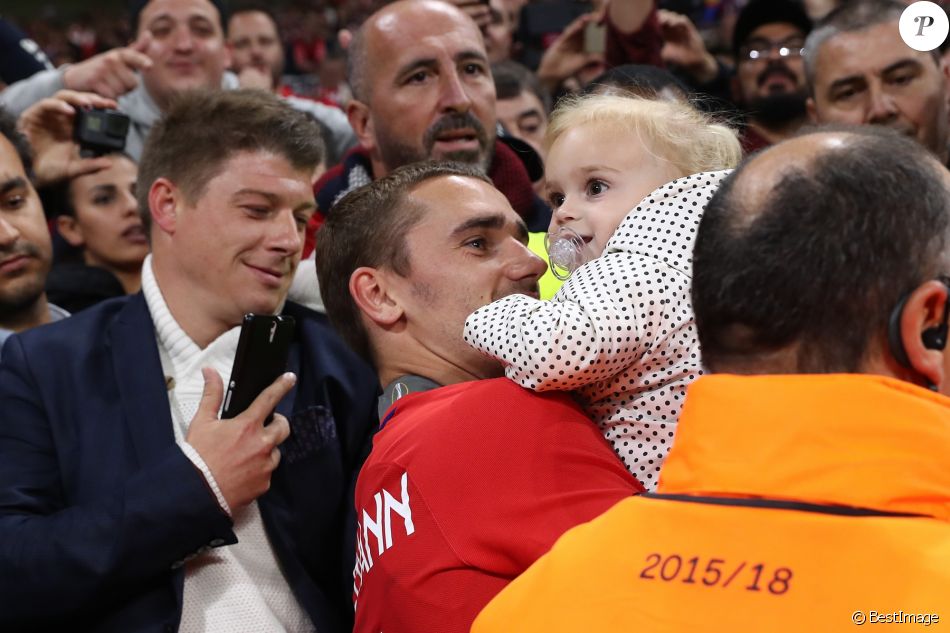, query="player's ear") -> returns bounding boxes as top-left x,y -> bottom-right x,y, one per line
350,266 -> 405,327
